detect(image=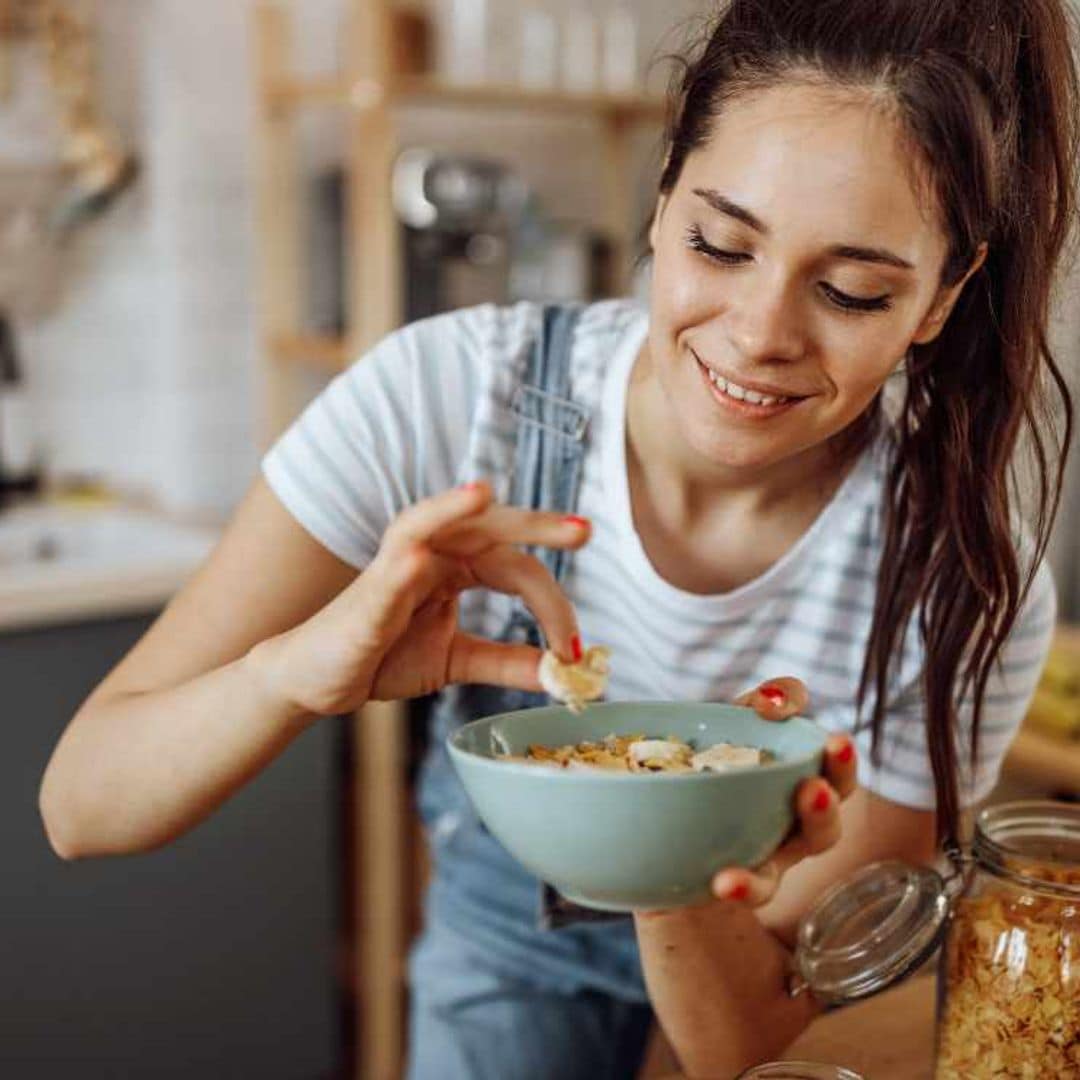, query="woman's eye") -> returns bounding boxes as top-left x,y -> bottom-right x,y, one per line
820,282 -> 893,314
684,224 -> 893,315
684,225 -> 750,265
